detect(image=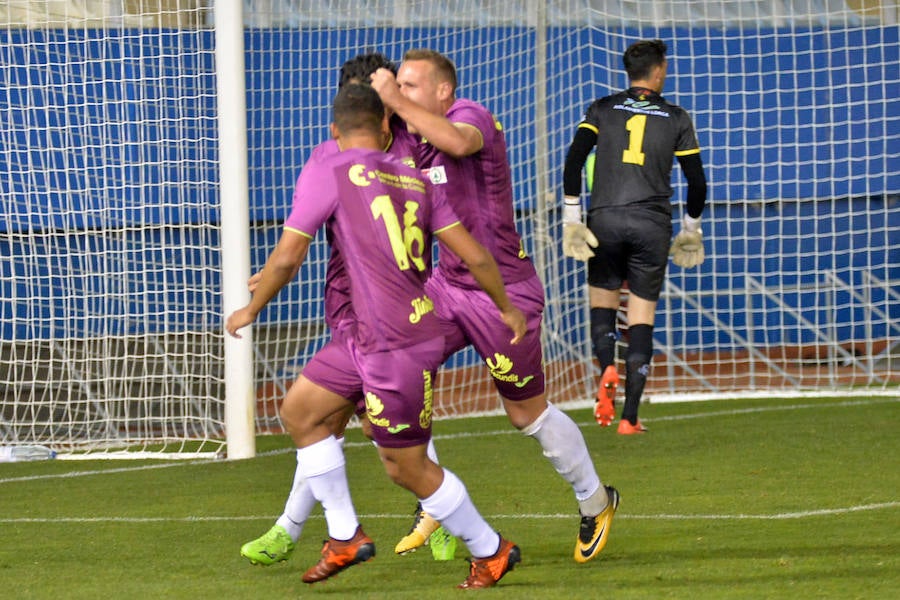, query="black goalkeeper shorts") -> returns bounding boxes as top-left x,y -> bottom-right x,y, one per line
586,205 -> 672,302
